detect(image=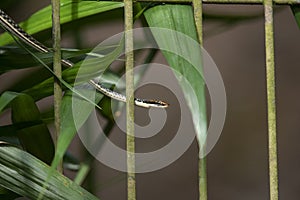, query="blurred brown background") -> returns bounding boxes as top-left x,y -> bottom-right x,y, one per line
1,1 -> 300,199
